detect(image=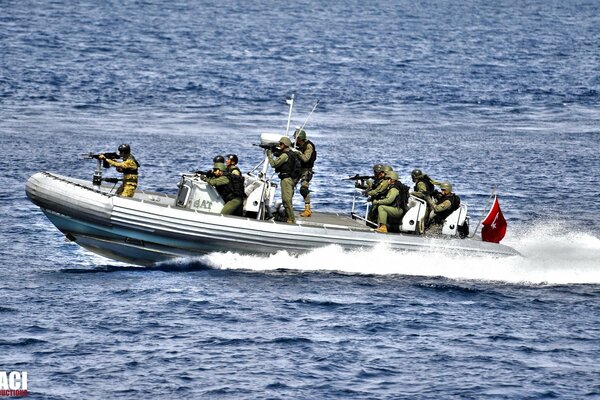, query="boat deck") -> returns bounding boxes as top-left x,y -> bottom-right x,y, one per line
296,211 -> 372,231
